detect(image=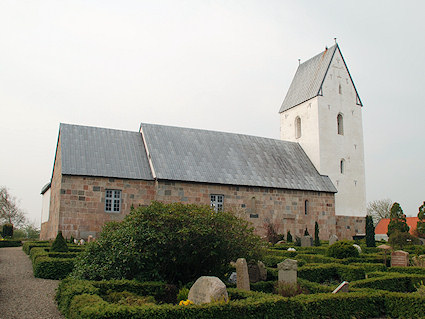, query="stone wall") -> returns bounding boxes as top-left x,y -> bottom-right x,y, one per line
335,215 -> 365,239
41,172 -> 339,240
